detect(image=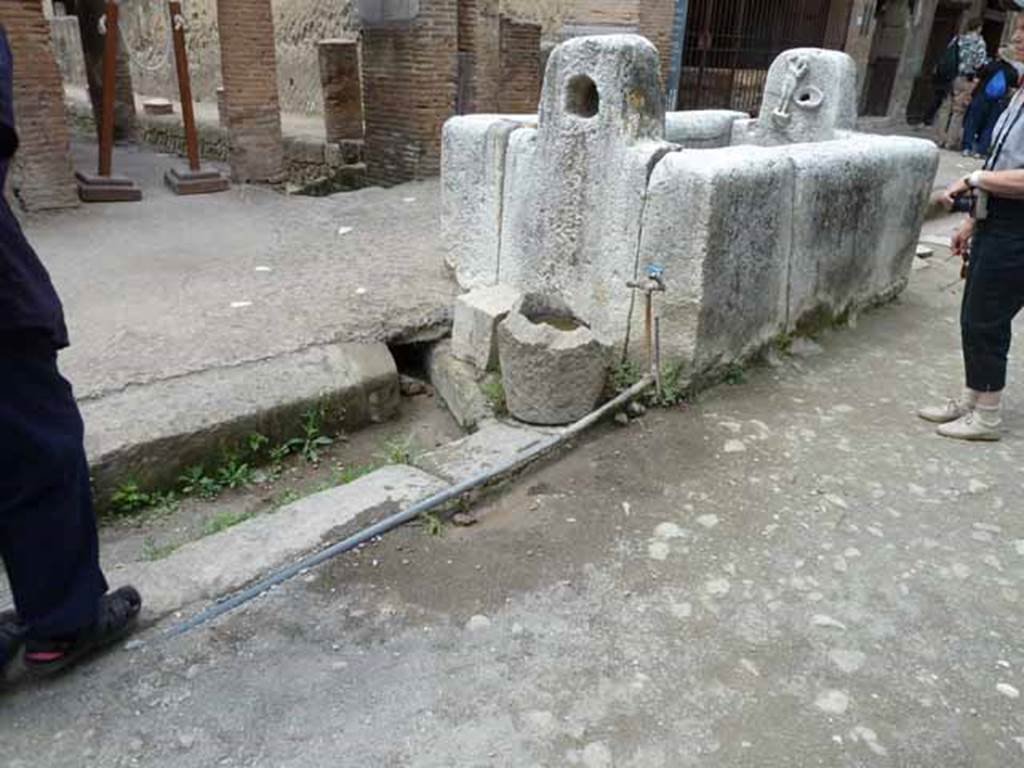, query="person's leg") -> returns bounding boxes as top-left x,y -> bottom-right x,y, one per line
962,94 -> 983,153
923,83 -> 950,125
977,101 -> 1007,156
0,347 -> 140,675
0,350 -> 109,640
941,227 -> 1024,439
